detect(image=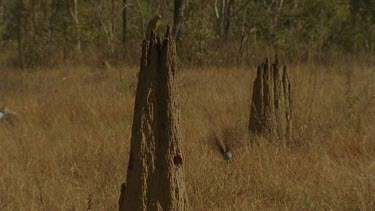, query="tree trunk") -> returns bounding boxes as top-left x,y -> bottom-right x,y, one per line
223,0 -> 234,38
17,0 -> 24,69
173,0 -> 186,41
30,0 -> 36,35
122,0 -> 127,43
111,0 -> 115,37
215,0 -> 225,37
119,27 -> 189,211
42,0 -> 48,18
0,0 -> 4,30
62,1 -> 69,62
72,0 -> 81,51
